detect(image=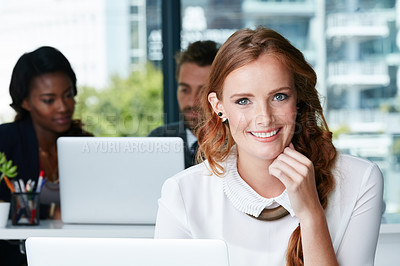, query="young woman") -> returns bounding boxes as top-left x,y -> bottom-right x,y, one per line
155,27 -> 383,266
0,46 -> 92,265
